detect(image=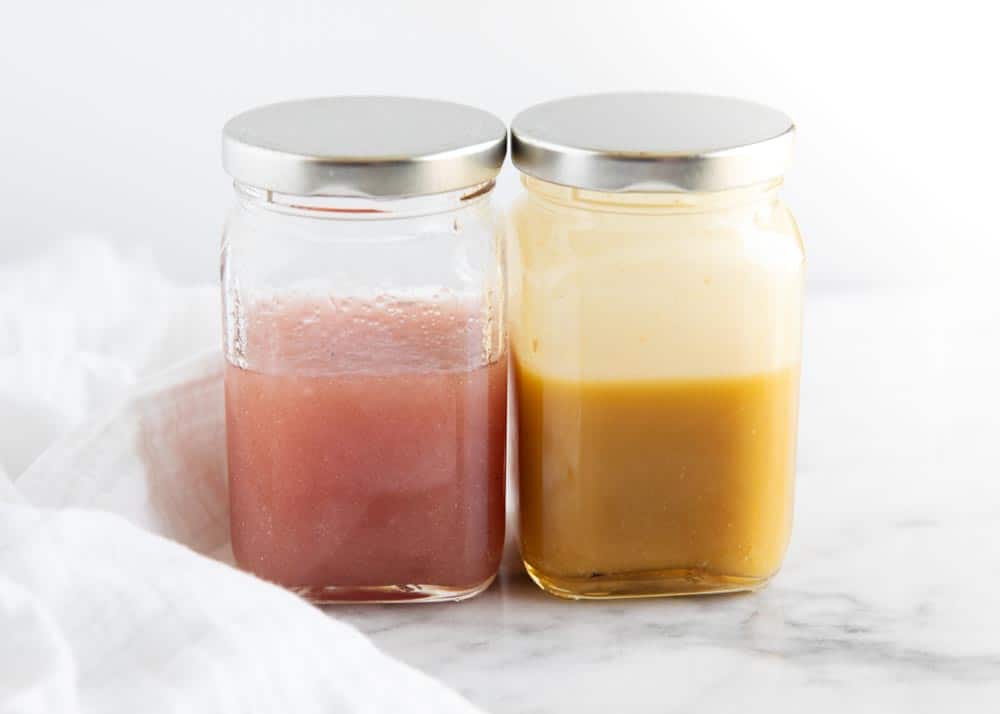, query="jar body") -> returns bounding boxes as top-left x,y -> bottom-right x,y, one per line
509,176 -> 803,599
222,184 -> 506,603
